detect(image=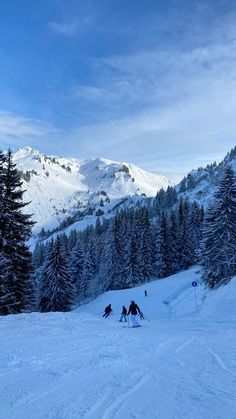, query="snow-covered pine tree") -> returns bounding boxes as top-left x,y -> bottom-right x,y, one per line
0,150 -> 6,253
68,230 -> 77,251
165,186 -> 178,208
139,208 -> 153,281
168,210 -> 180,274
40,237 -> 76,312
0,149 -> 35,314
70,239 -> 85,294
103,218 -> 120,289
129,232 -> 143,287
154,212 -> 172,278
81,237 -> 97,297
0,252 -> 16,315
154,188 -> 166,213
118,212 -> 133,288
200,166 -> 236,287
177,199 -> 194,270
60,233 -> 69,254
95,217 -> 103,235
33,243 -> 46,271
179,177 -> 187,193
190,202 -> 204,260
186,173 -> 196,190
126,209 -> 146,287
